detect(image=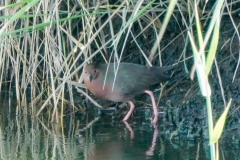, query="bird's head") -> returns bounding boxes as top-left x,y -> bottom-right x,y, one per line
84,64 -> 99,83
